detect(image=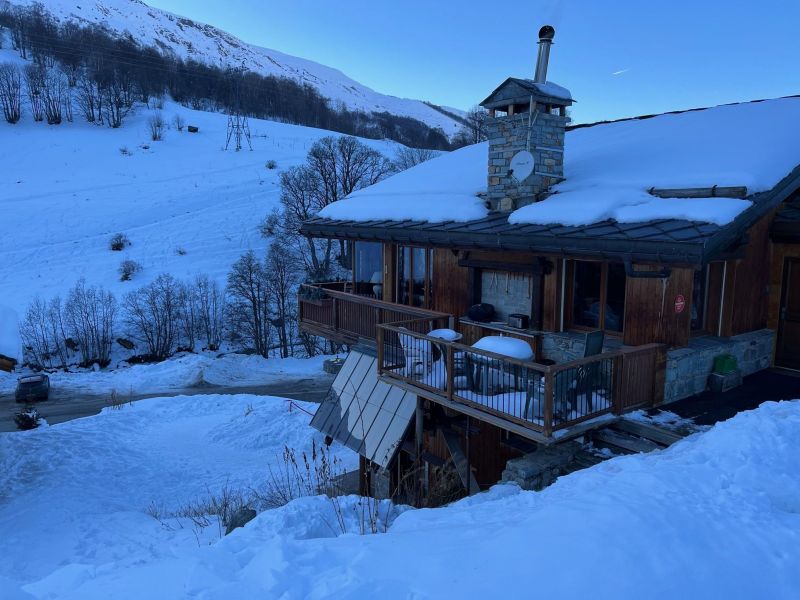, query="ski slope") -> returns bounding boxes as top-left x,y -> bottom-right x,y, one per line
0,97 -> 400,313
